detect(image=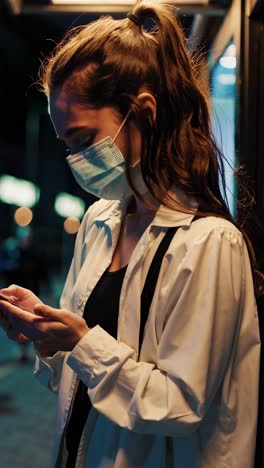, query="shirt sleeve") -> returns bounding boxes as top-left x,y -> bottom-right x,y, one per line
67,225 -> 257,436
34,350 -> 66,393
